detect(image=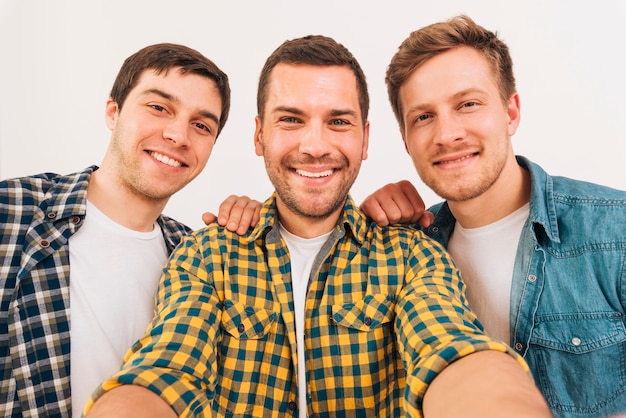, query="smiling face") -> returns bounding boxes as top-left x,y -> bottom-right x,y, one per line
255,63 -> 369,236
399,46 -> 520,203
103,67 -> 222,202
